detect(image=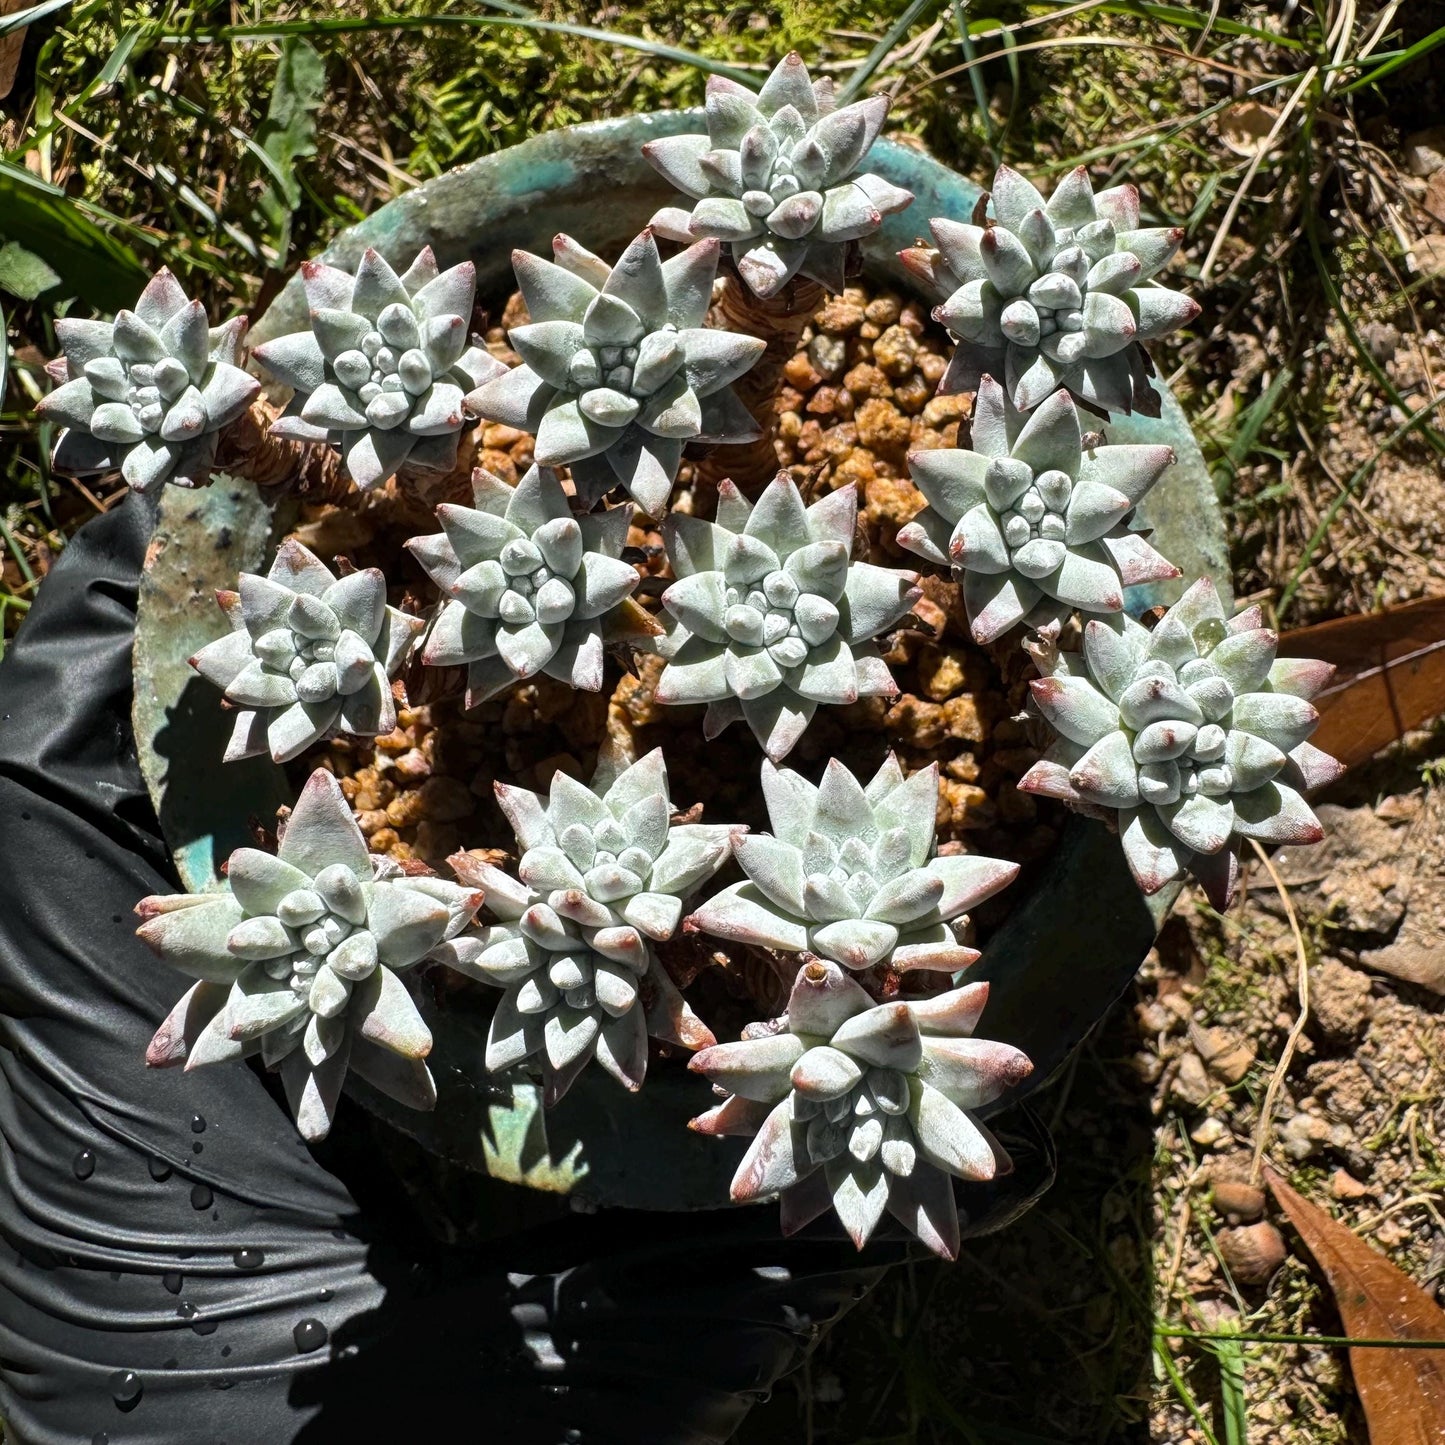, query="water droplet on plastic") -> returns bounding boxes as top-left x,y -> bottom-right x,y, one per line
178,1301 -> 197,1318
190,1183 -> 213,1210
564,1431 -> 583,1444
543,1384 -> 568,1397
293,1318 -> 328,1353
192,1316 -> 217,1337
317,1288 -> 333,1301
221,1345 -> 232,1357
192,1141 -> 204,1155
190,1113 -> 207,1134
109,1369 -> 142,1406
148,1156 -> 172,1182
233,1248 -> 263,1271
163,1357 -> 178,1370
163,1271 -> 183,1295
72,1150 -> 96,1180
